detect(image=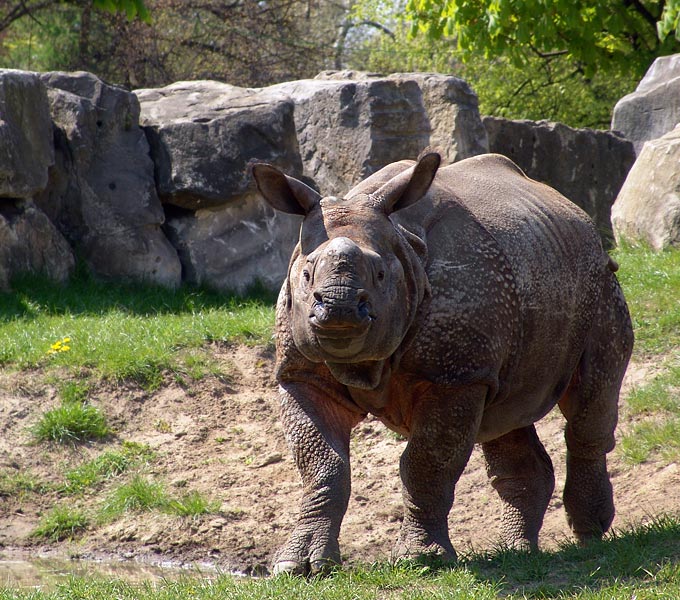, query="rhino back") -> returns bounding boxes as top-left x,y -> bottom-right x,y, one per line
397,154 -> 606,435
